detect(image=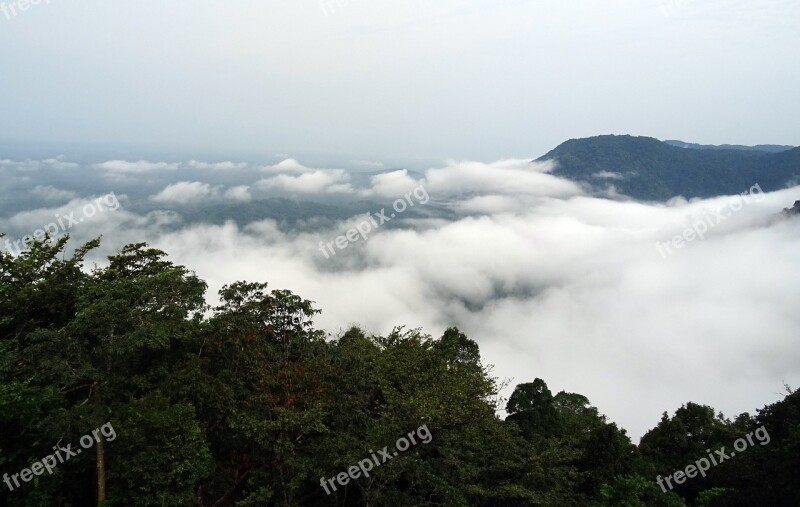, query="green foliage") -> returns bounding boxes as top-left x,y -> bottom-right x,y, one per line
695,487 -> 731,506
538,135 -> 800,200
639,402 -> 742,501
1,237 -> 798,506
506,378 -> 560,441
108,394 -> 212,507
595,475 -> 685,507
